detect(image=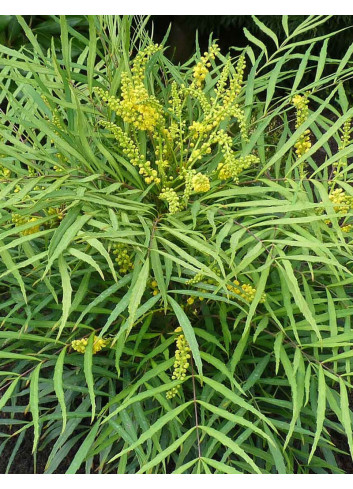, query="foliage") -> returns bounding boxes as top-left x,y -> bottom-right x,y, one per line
0,15 -> 88,54
1,15 -> 353,474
